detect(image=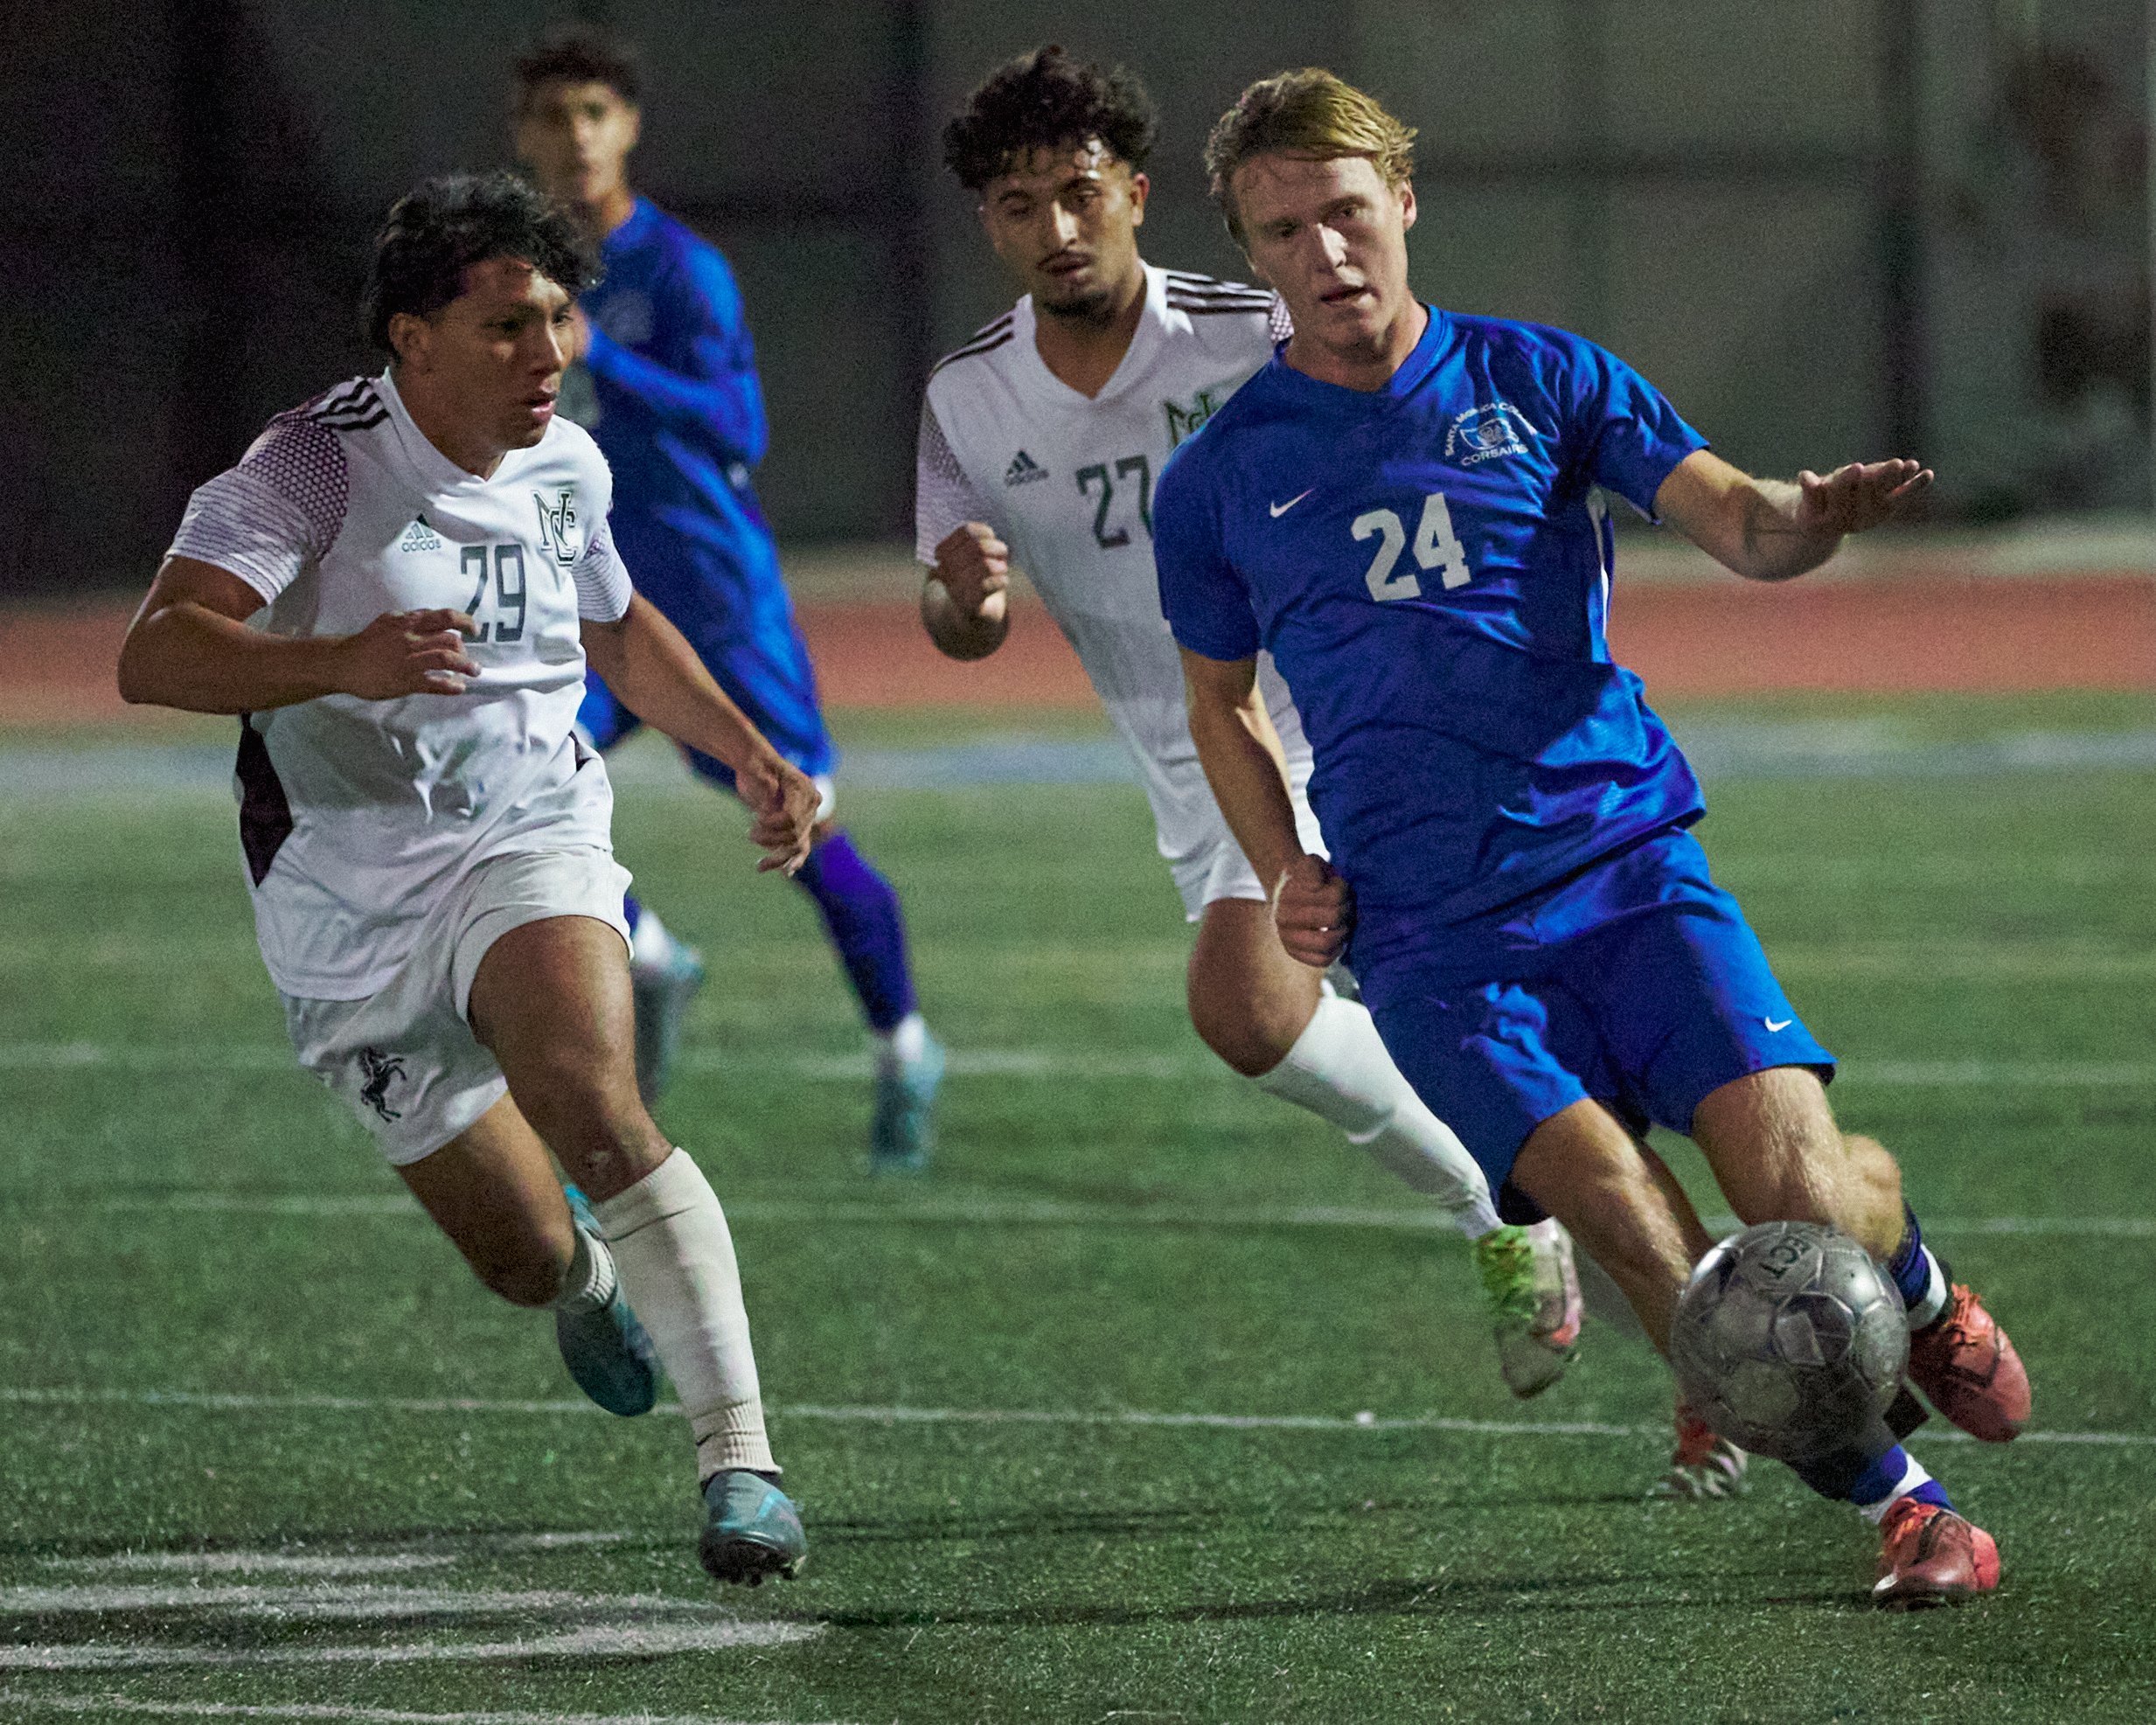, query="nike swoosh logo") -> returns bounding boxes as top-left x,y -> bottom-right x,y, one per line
1269,490 -> 1314,518
1764,1018 -> 1793,1033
